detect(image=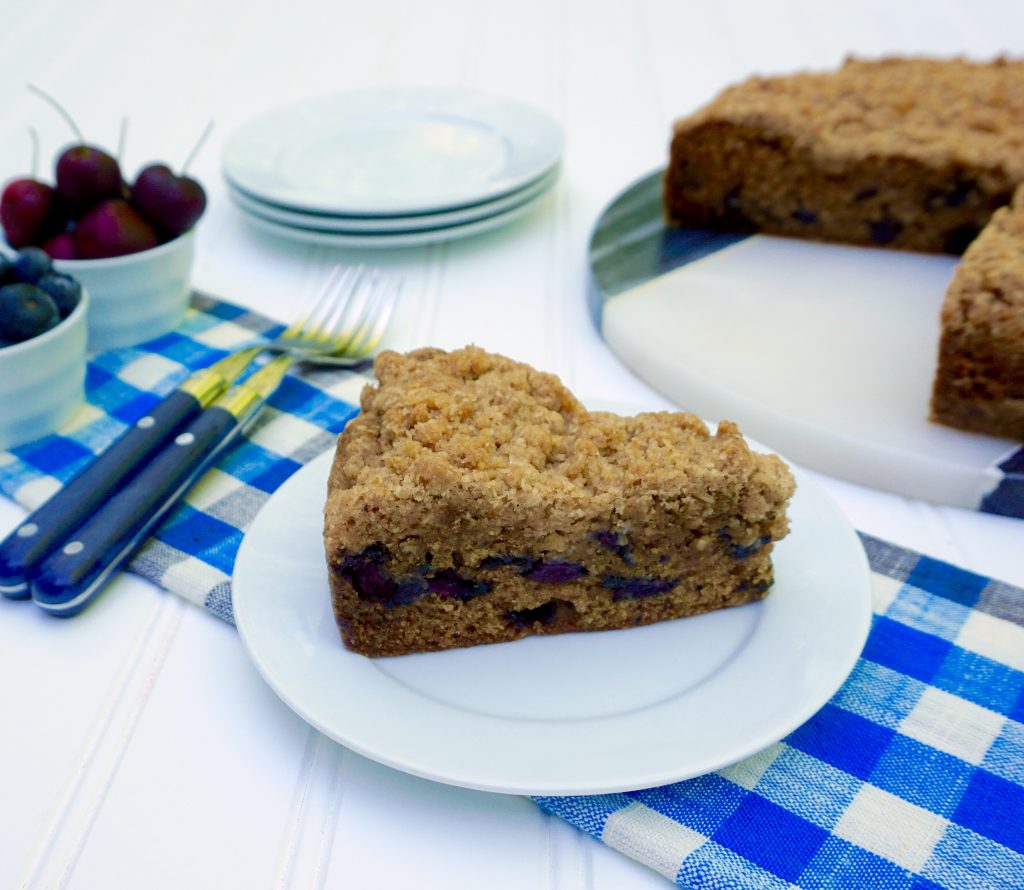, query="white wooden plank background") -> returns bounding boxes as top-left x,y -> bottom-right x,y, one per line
0,1 -> 1021,887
